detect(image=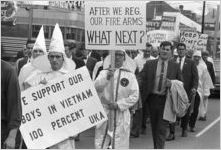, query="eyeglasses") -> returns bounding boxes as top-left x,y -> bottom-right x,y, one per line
33,50 -> 44,53
26,47 -> 33,50
48,55 -> 63,59
115,53 -> 124,57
